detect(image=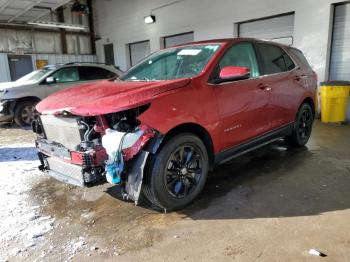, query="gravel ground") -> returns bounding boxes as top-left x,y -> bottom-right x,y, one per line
0,121 -> 349,261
